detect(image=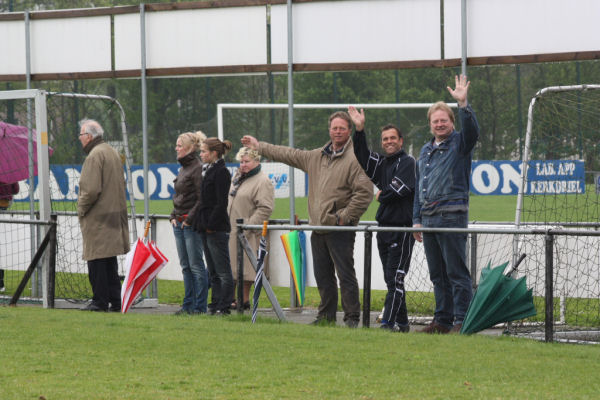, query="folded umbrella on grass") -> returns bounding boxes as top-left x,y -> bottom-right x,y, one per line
121,222 -> 168,313
461,254 -> 536,334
